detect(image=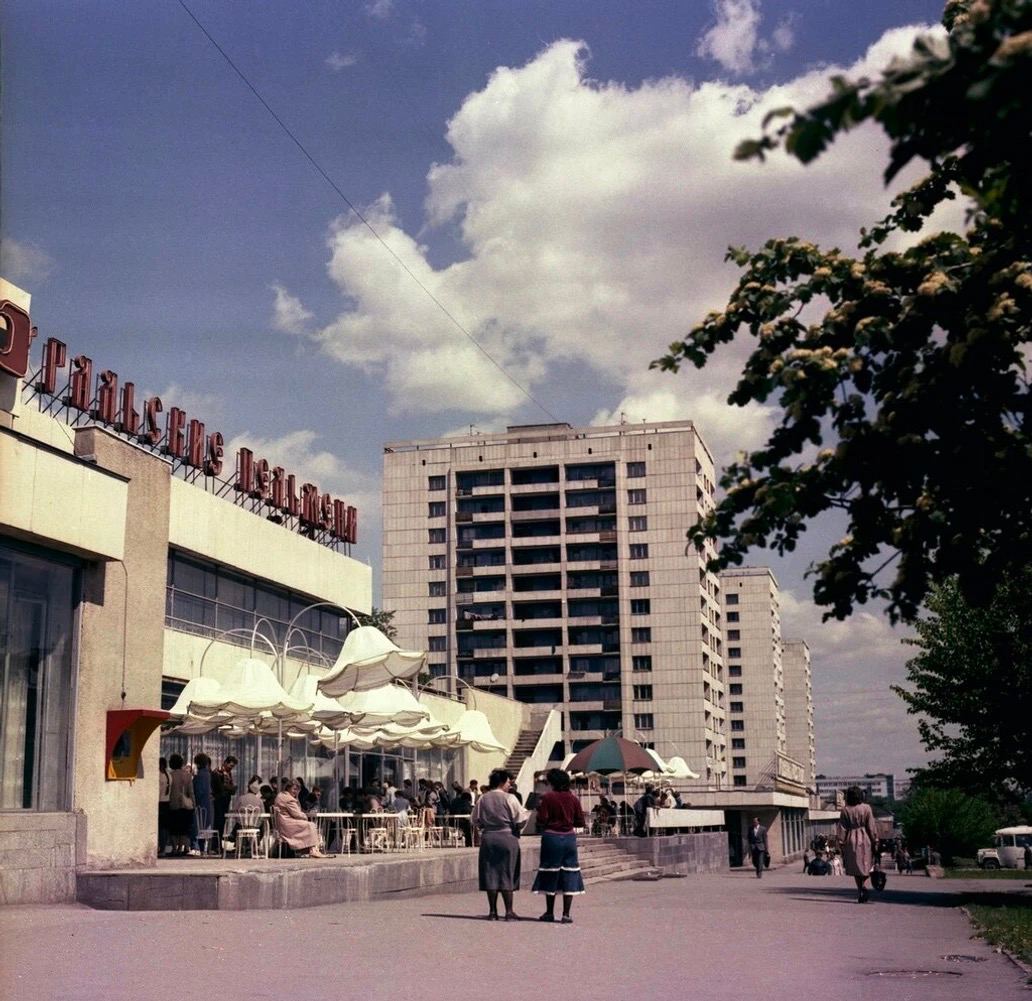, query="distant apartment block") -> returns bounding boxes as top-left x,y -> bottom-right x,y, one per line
382,421 -> 729,783
719,567 -> 811,791
782,639 -> 816,790
816,773 -> 896,802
